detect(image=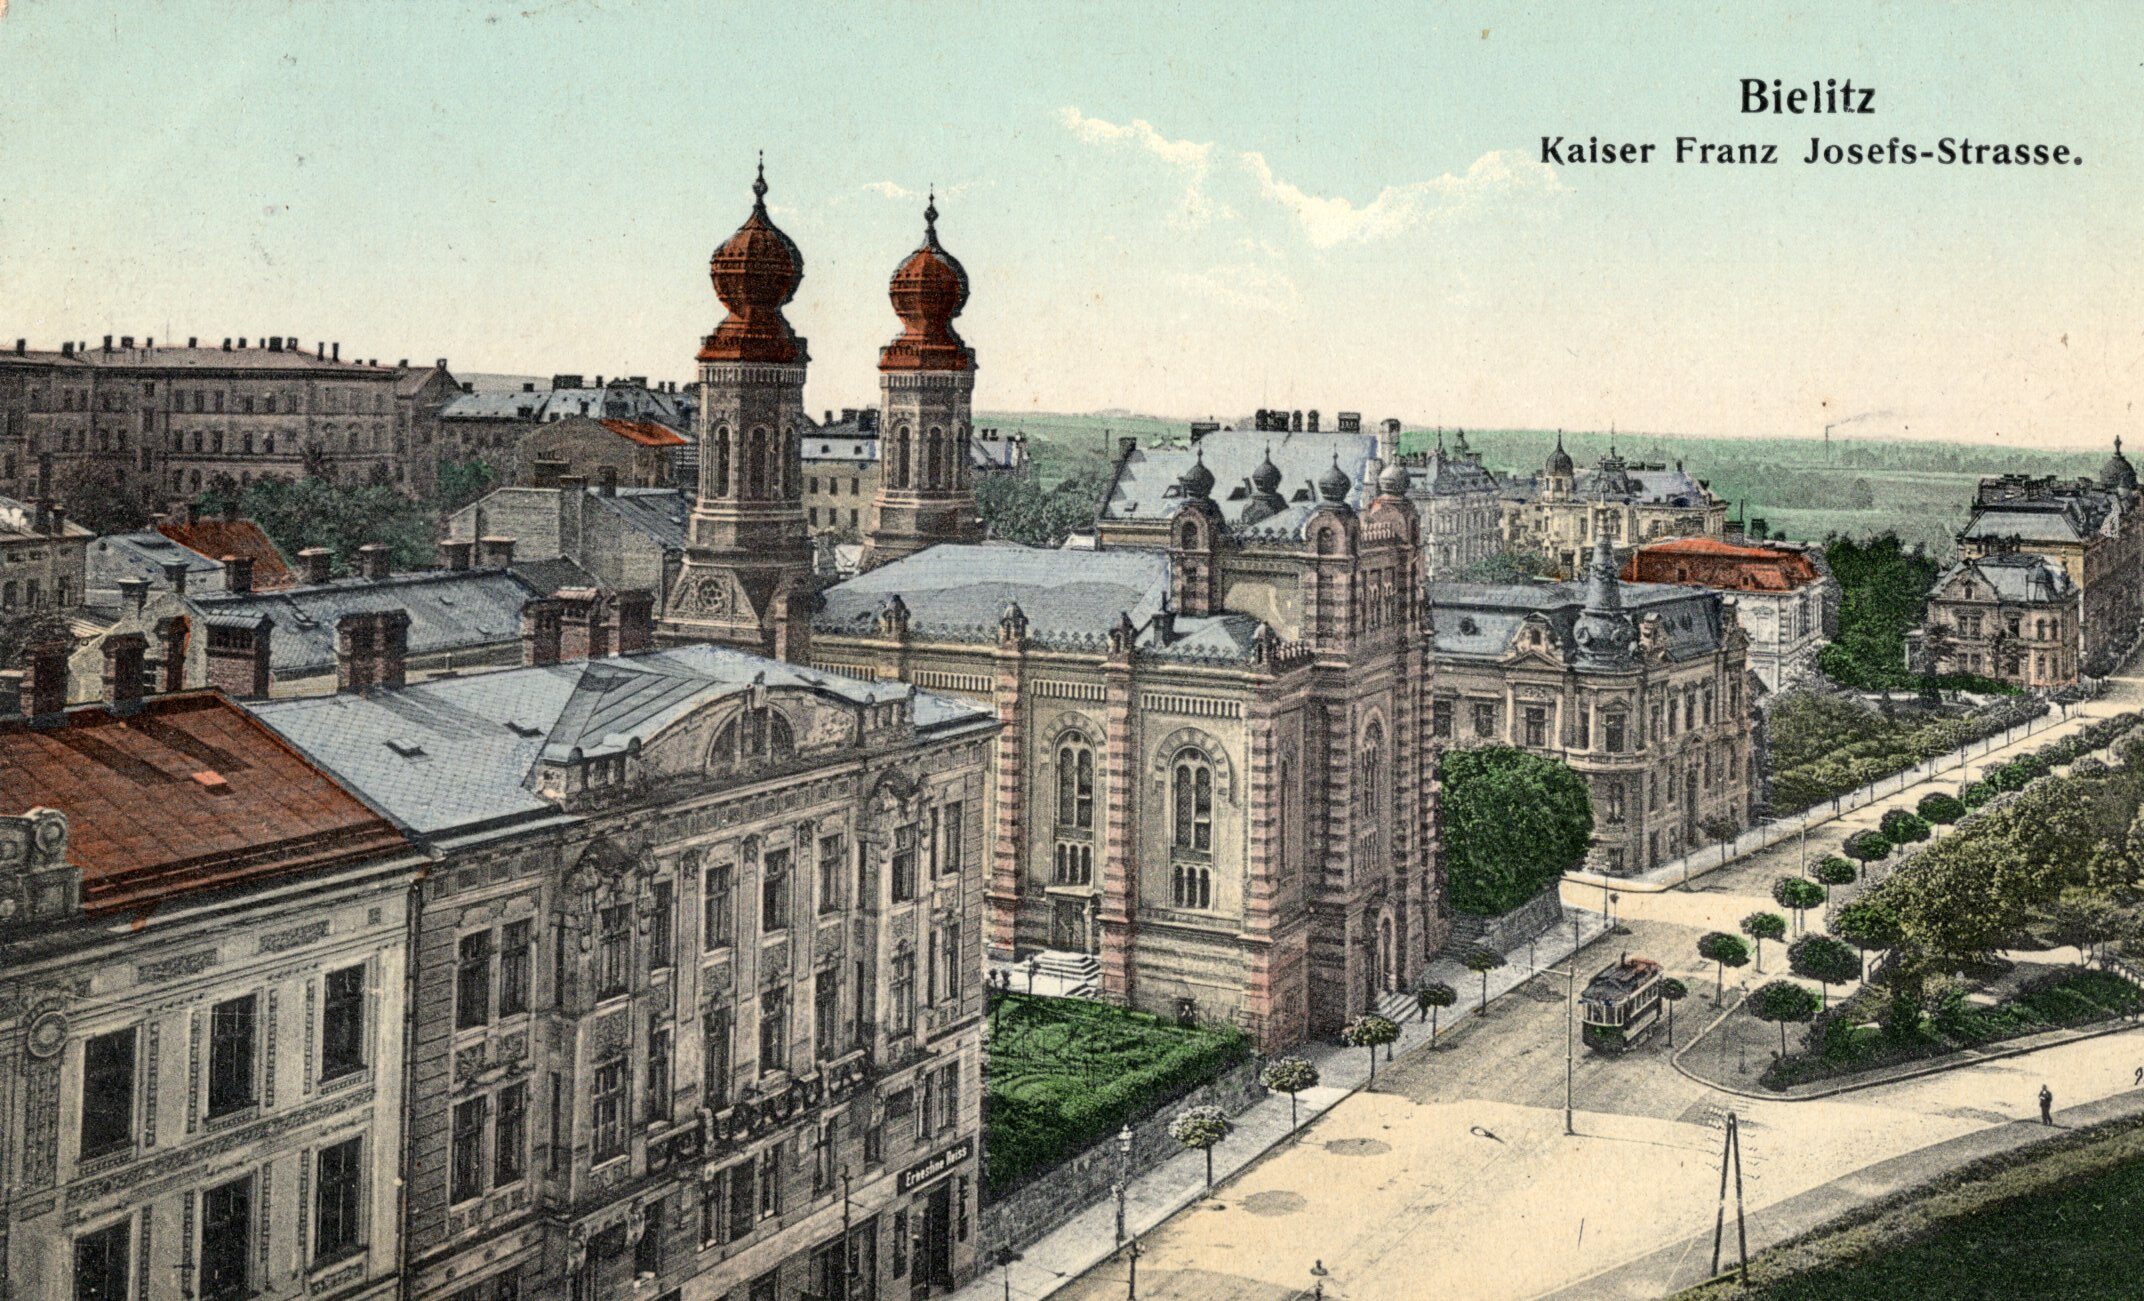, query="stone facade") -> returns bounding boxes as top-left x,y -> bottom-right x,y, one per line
1622,537 -> 1836,694
0,482 -> 92,616
449,483 -> 686,618
1392,427 -> 1504,580
1428,536 -> 1756,876
1917,551 -> 2081,689
250,646 -> 998,1301
1500,439 -> 1730,578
